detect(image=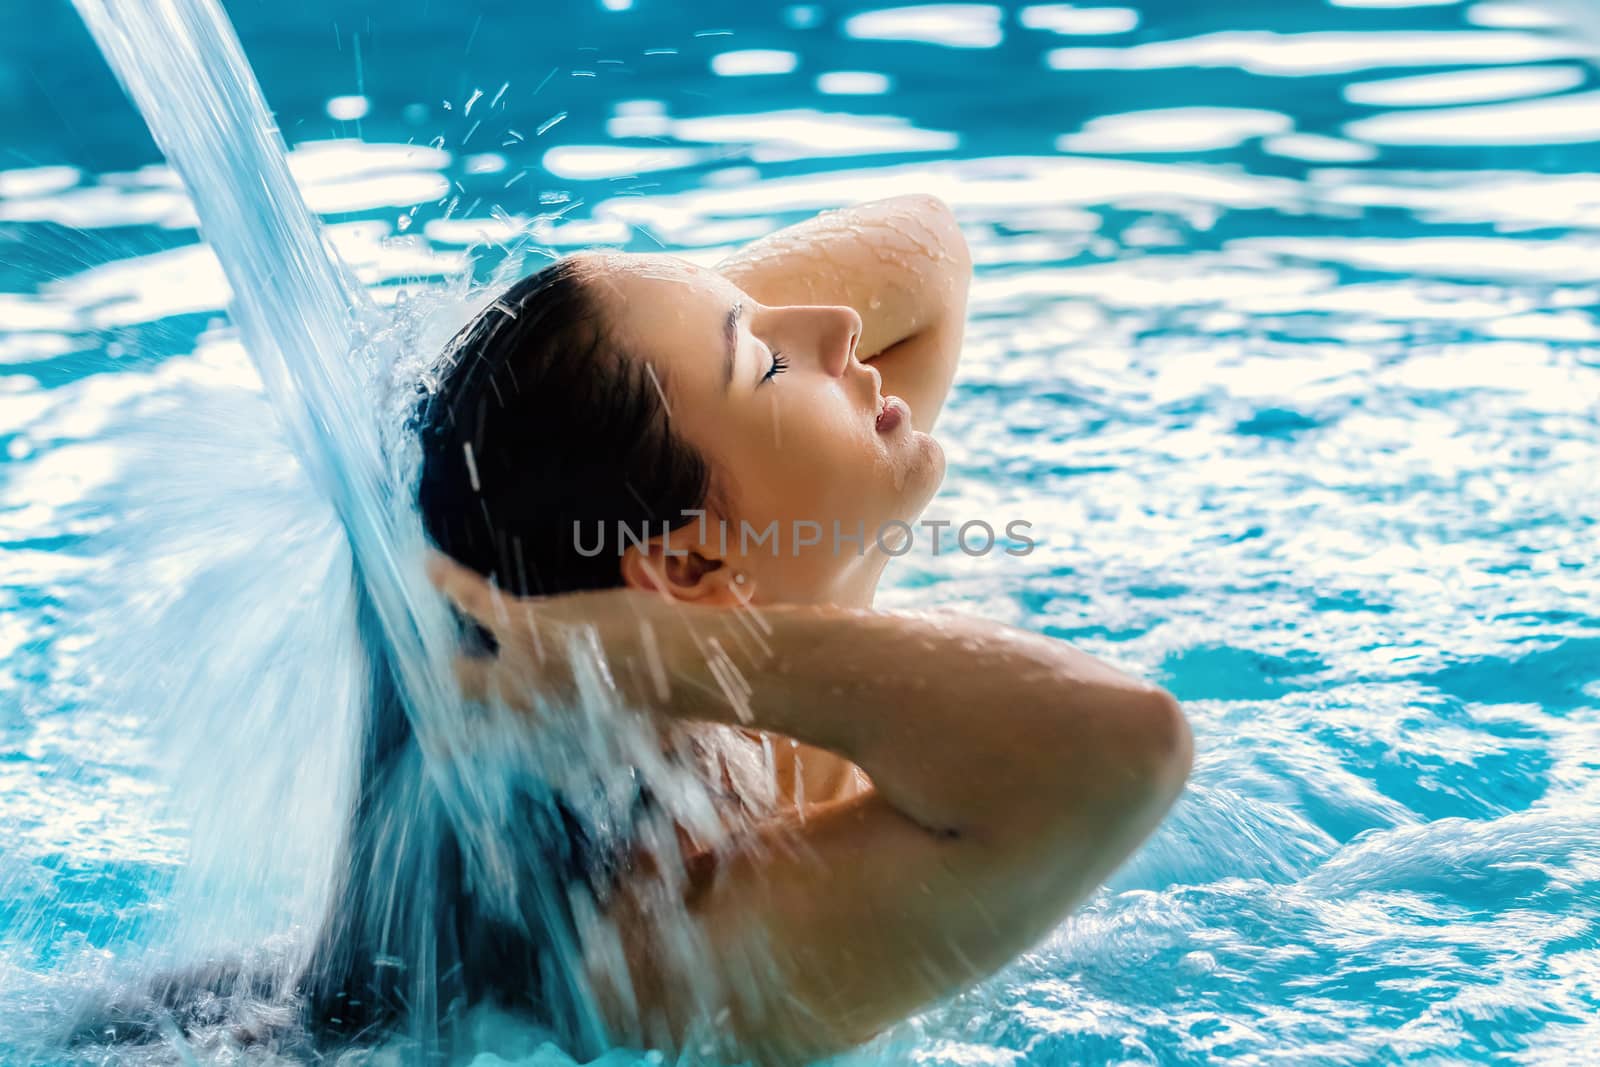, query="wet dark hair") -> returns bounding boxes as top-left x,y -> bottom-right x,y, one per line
416,254 -> 718,597
69,257 -> 714,1057
298,256 -> 716,1053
